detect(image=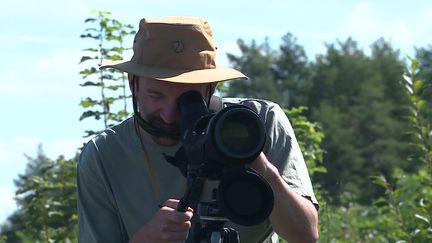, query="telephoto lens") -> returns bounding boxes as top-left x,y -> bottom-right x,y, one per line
217,168 -> 274,226
176,90 -> 274,229
206,104 -> 266,165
